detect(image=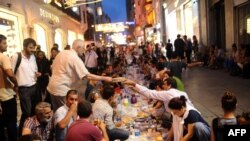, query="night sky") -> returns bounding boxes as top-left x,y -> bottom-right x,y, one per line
102,0 -> 127,22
